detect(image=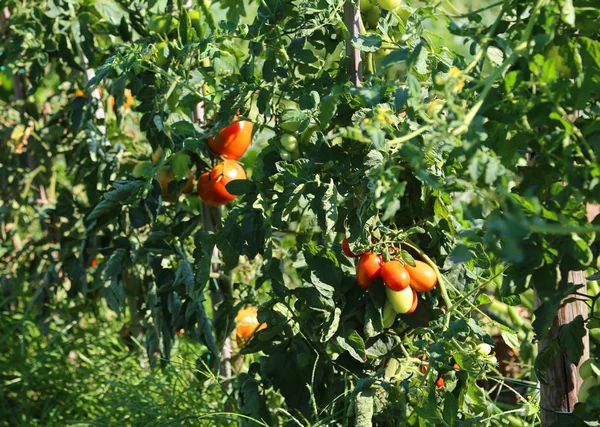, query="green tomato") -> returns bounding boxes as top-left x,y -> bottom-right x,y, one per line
132,161 -> 154,179
579,359 -> 600,379
382,300 -> 396,328
360,0 -> 376,11
578,377 -> 599,403
488,355 -> 497,365
280,149 -> 294,161
280,134 -> 298,152
364,6 -> 381,29
590,328 -> 600,344
188,10 -> 203,39
385,286 -> 413,314
377,0 -> 401,11
476,343 -> 492,356
149,15 -> 179,36
395,6 -> 410,23
156,42 -> 169,67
